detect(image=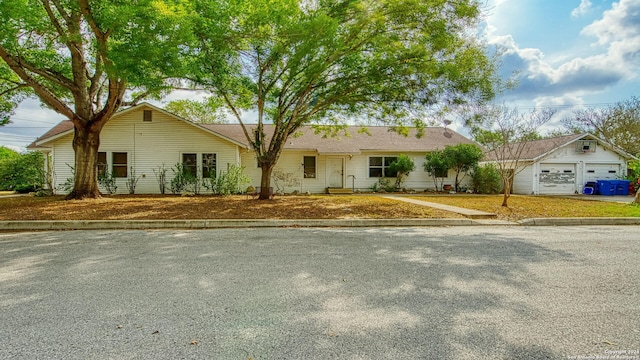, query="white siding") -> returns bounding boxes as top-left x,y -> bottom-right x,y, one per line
513,165 -> 535,195
513,142 -> 629,195
50,106 -> 242,194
